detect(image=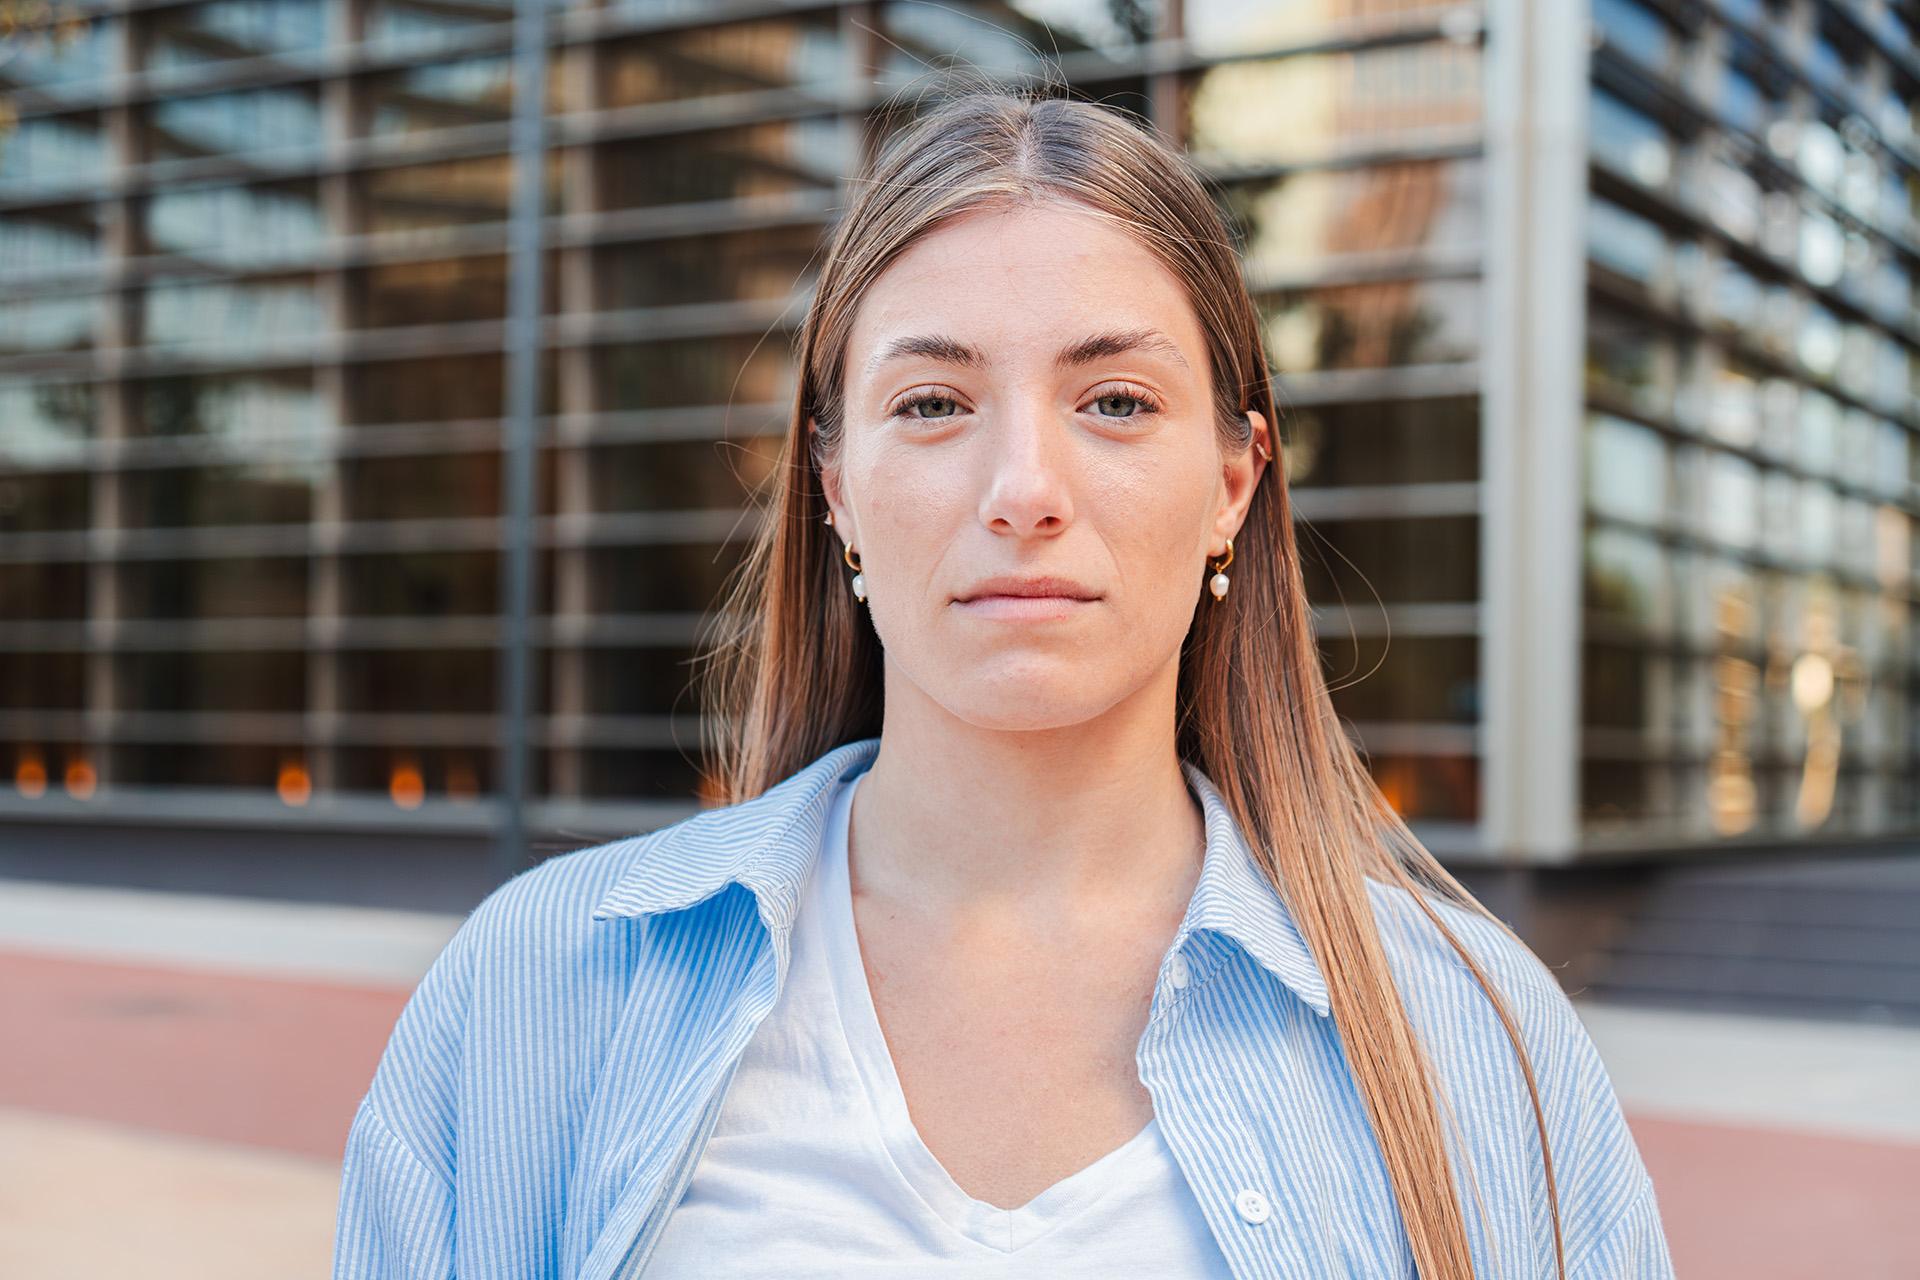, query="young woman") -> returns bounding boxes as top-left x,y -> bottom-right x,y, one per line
335,93 -> 1671,1280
